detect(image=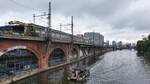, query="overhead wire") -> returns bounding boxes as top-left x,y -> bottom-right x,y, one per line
7,0 -> 48,24
8,0 -> 33,10
7,0 -> 43,12
39,17 -> 47,23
